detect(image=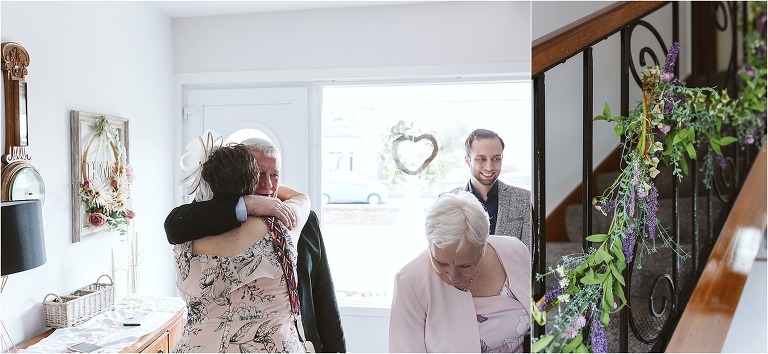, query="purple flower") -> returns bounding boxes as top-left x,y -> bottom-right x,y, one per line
664,42 -> 681,74
538,286 -> 565,311
563,327 -> 579,339
637,187 -> 646,199
572,315 -> 587,330
664,99 -> 675,114
623,223 -> 636,263
631,178 -> 639,186
660,72 -> 675,82
652,127 -> 664,141
628,191 -> 635,217
660,125 -> 671,134
756,112 -> 764,128
713,154 -> 727,169
590,313 -> 608,353
744,64 -> 757,78
603,199 -> 617,214
741,135 -> 755,145
647,184 -> 659,239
